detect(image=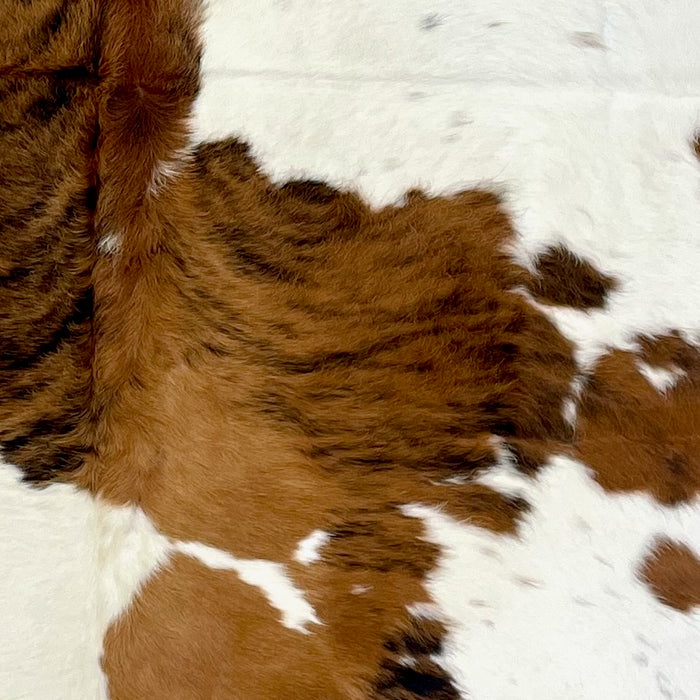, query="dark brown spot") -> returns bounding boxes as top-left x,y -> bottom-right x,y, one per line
526,245 -> 618,309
